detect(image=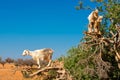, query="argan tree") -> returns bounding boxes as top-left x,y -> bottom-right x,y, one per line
64,0 -> 120,80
